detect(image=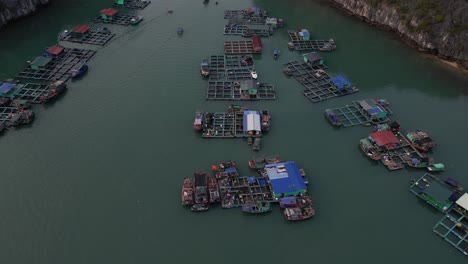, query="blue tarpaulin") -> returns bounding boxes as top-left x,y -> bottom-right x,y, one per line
367,107 -> 383,115
279,197 -> 297,208
224,167 -> 237,174
330,75 -> 351,90
0,83 -> 15,94
258,178 -> 268,186
265,161 -> 307,197
247,177 -> 256,183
